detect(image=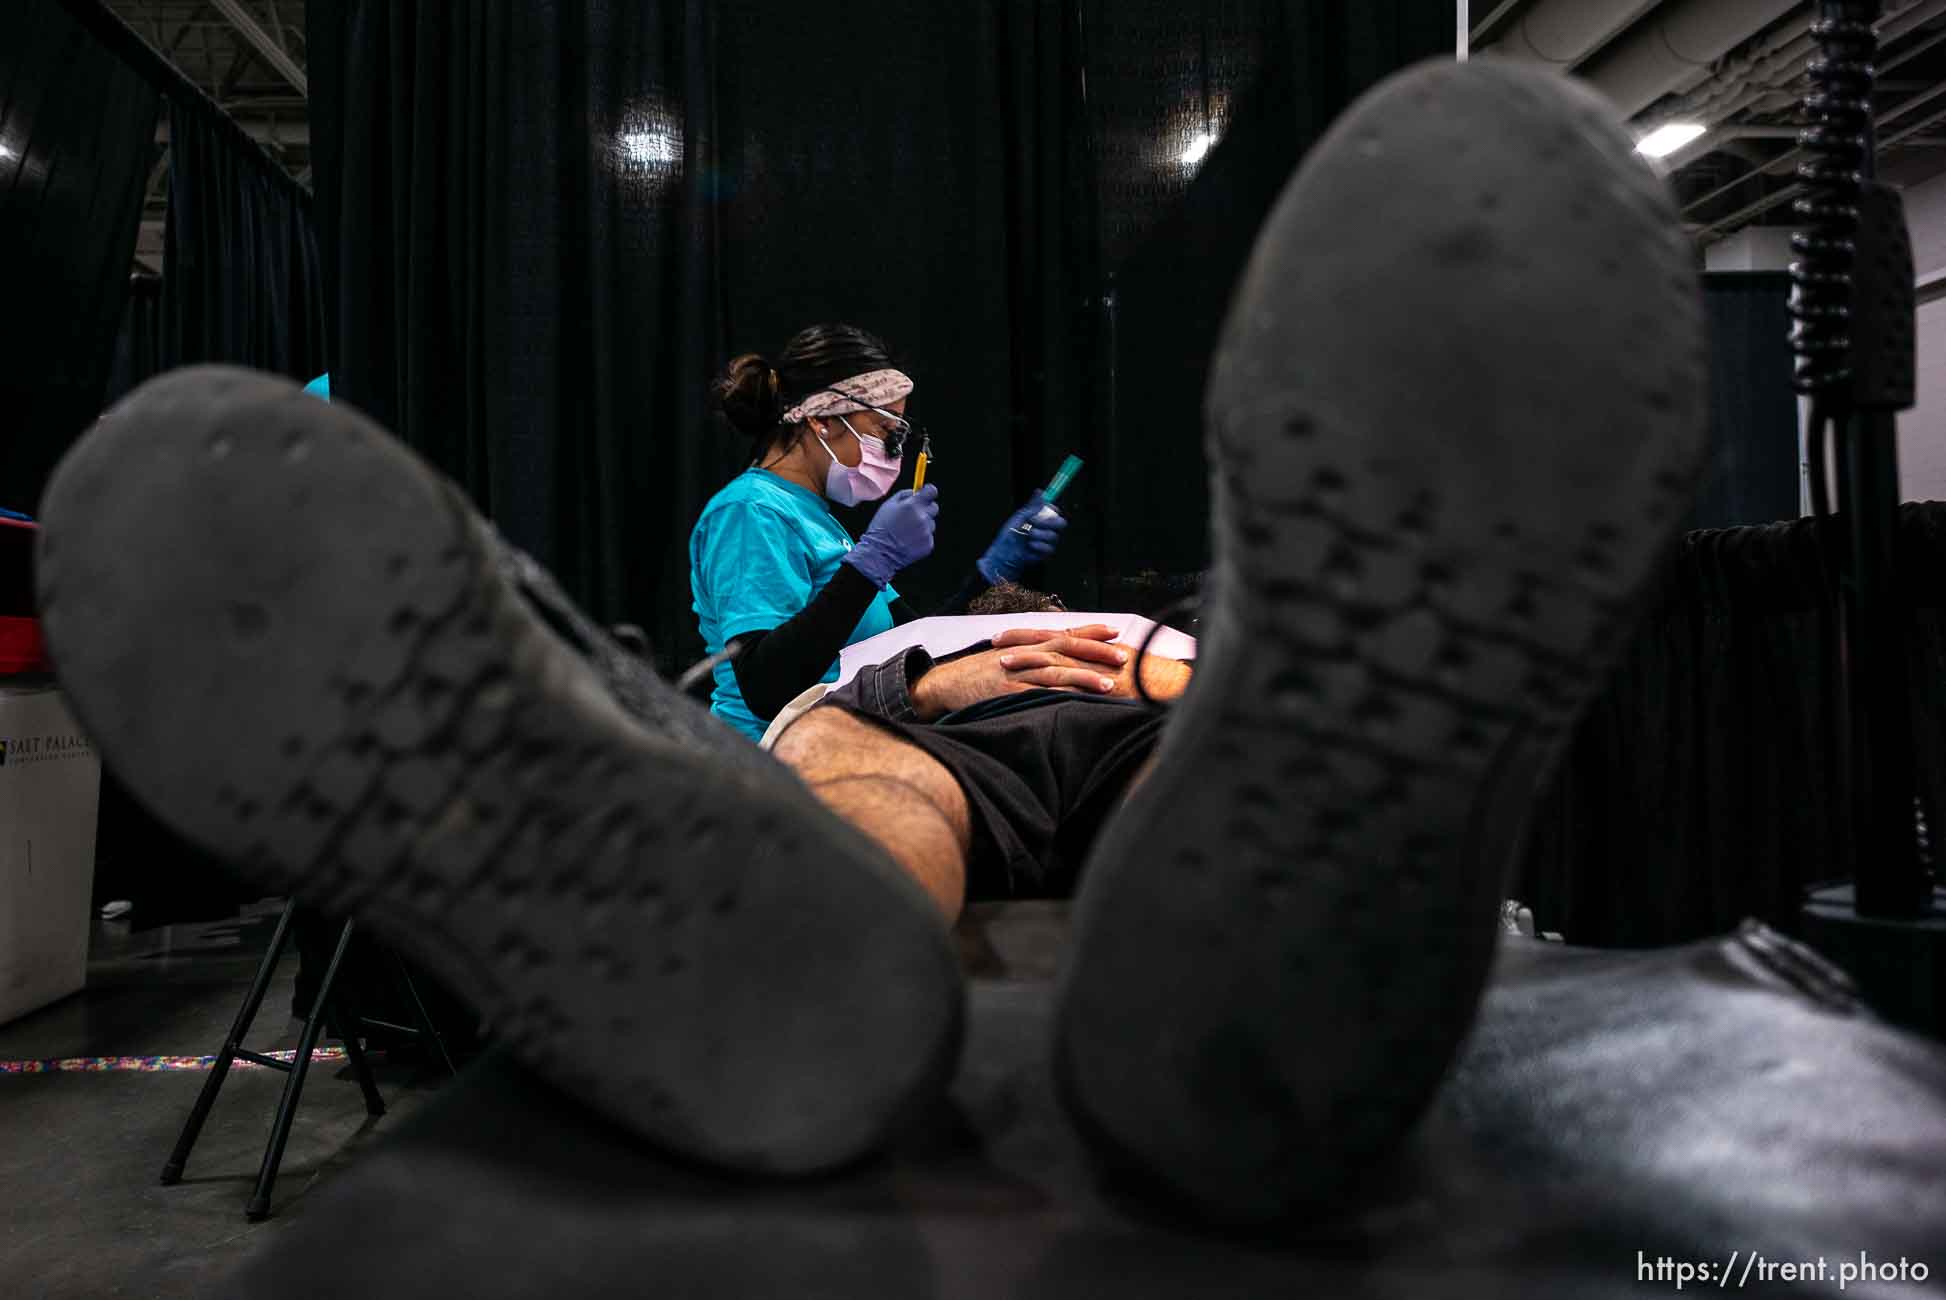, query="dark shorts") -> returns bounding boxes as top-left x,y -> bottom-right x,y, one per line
817,691 -> 1167,900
